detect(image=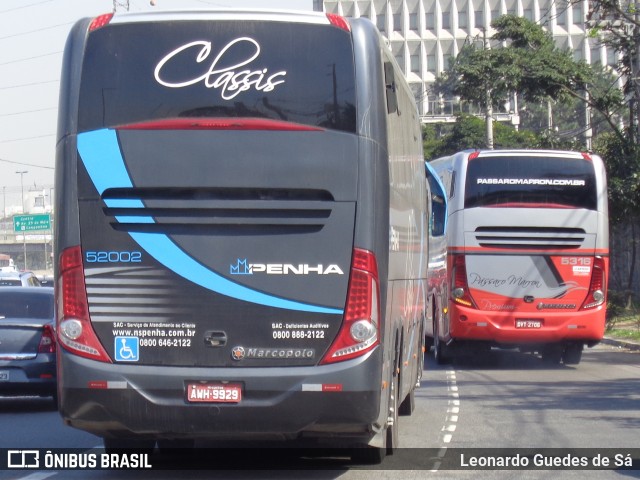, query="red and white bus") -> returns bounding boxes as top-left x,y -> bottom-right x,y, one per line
429,150 -> 608,365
